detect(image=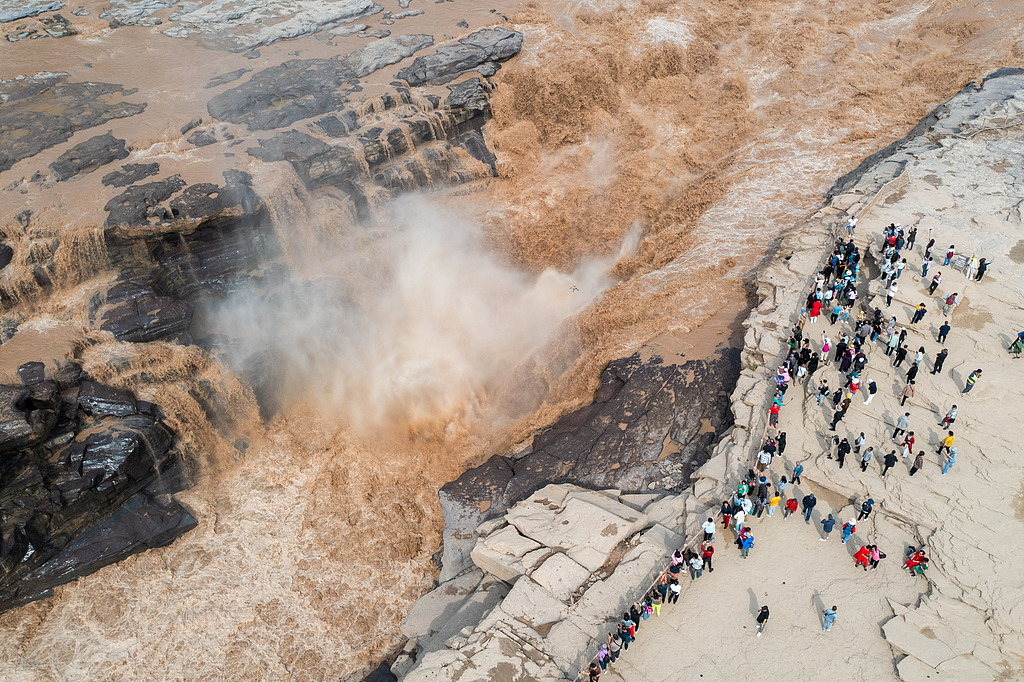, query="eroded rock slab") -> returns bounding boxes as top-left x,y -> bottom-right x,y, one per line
207,34 -> 434,130
395,27 -> 523,86
0,73 -> 145,174
48,132 -> 129,181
